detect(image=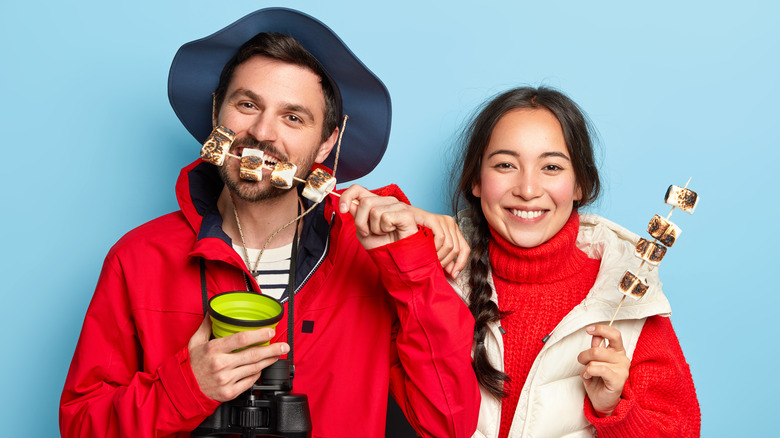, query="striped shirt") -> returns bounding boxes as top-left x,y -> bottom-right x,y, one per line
232,243 -> 292,300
